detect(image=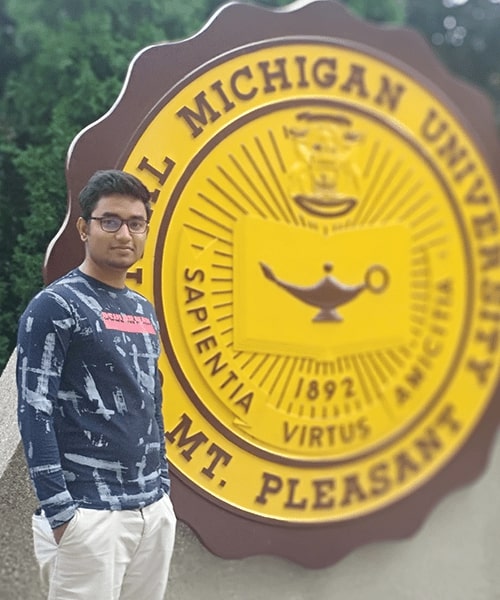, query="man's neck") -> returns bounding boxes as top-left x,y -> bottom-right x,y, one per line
79,261 -> 127,289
